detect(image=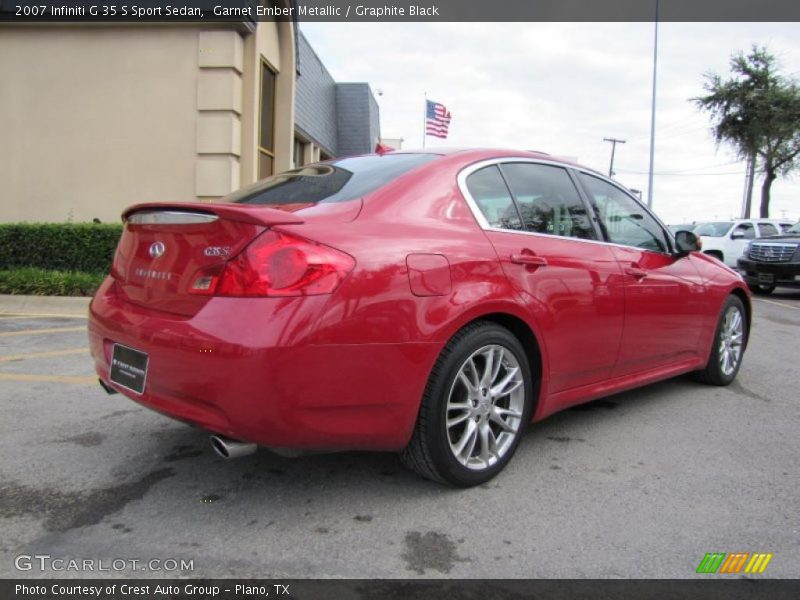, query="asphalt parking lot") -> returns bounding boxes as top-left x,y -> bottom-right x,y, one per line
1,292 -> 798,579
